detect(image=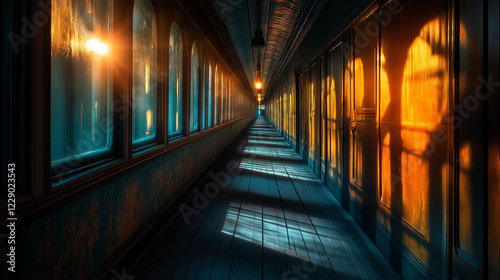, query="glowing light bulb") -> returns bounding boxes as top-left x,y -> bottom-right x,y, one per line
255,82 -> 262,89
87,39 -> 109,55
